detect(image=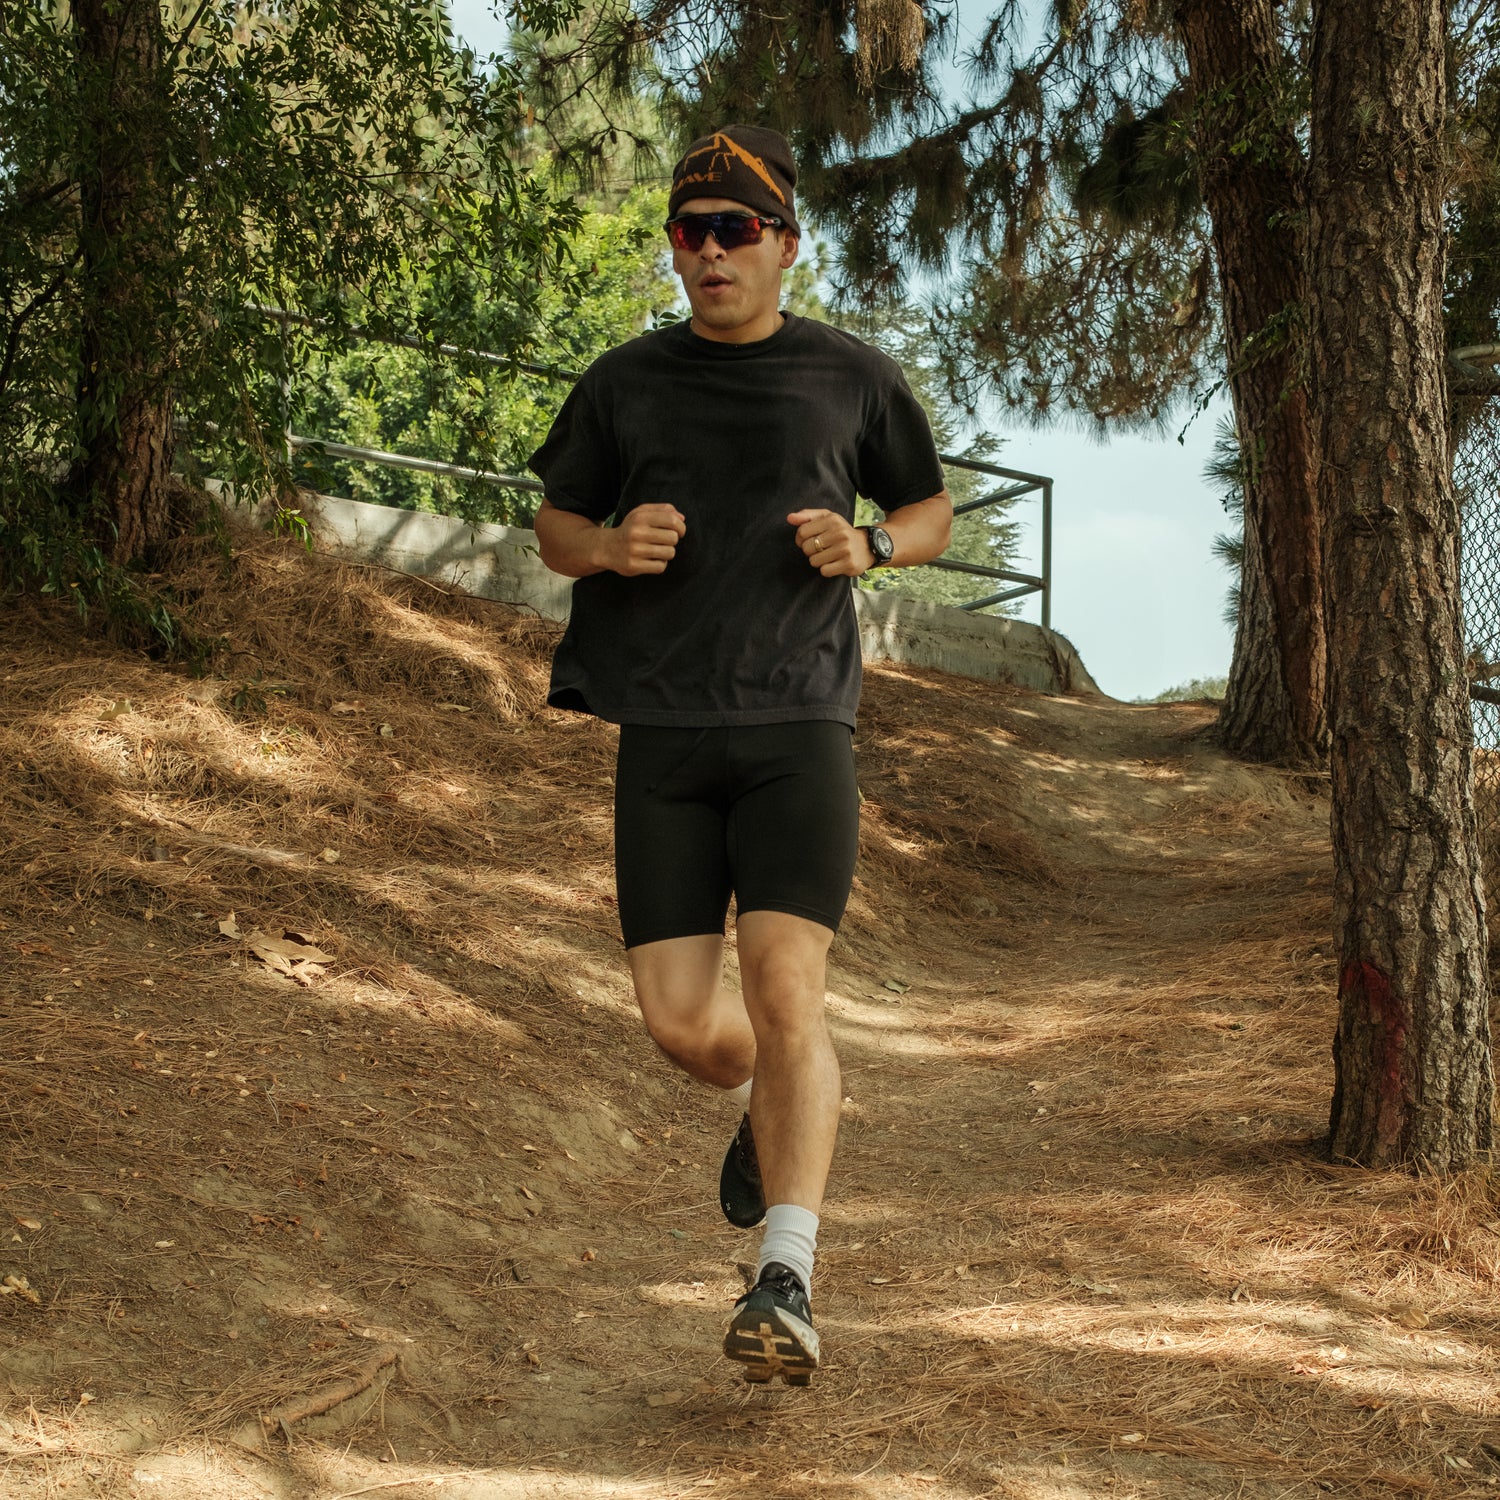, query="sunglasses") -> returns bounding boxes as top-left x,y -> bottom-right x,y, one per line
665,212 -> 785,253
